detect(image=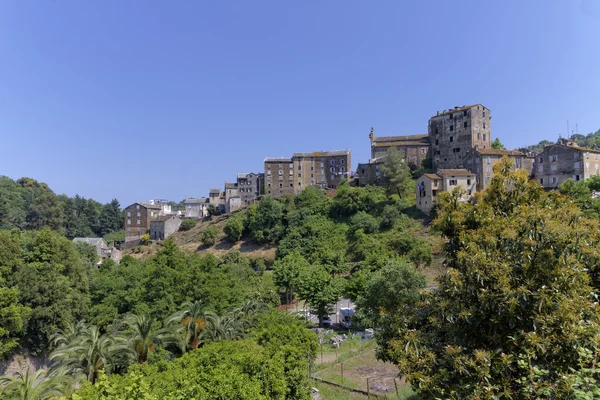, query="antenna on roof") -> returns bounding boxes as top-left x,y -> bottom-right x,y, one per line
567,120 -> 570,139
